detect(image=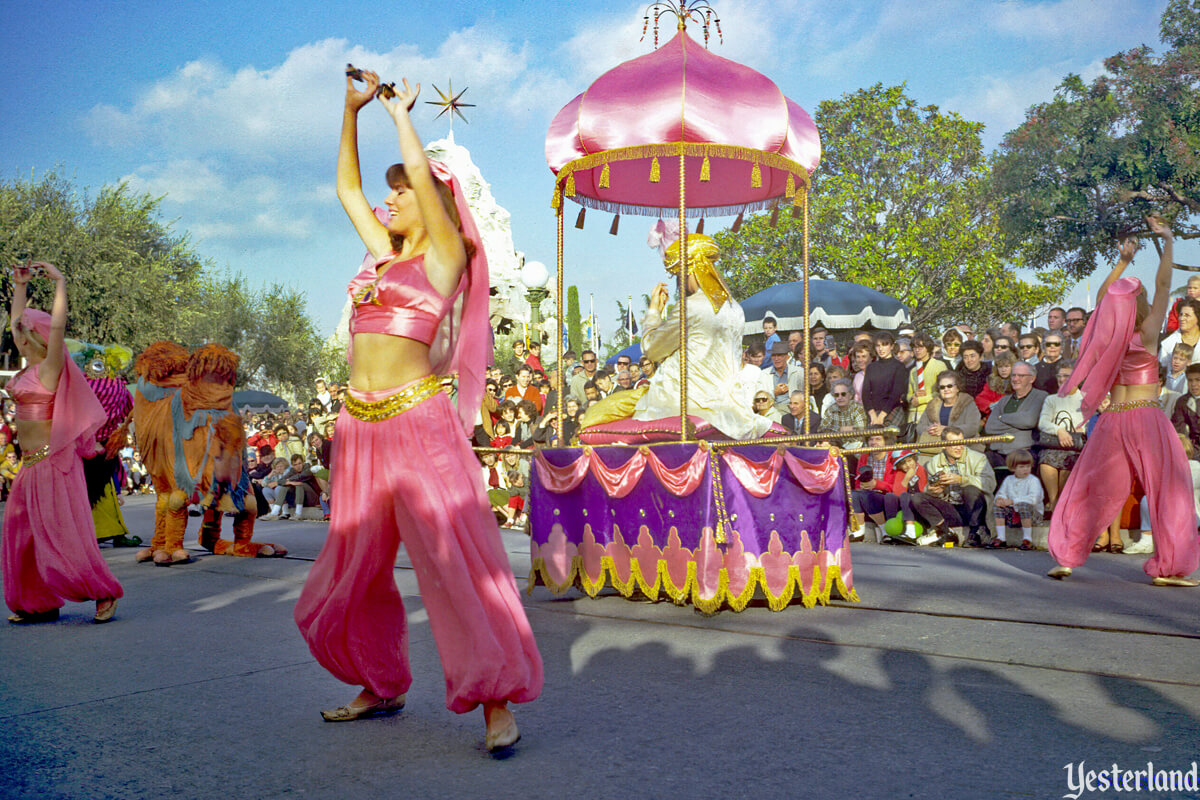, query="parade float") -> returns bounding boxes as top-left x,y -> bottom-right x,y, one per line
527,2 -> 861,612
